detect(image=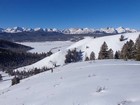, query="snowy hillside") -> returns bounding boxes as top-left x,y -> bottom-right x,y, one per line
15,32 -> 140,71
0,72 -> 12,91
0,60 -> 140,105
